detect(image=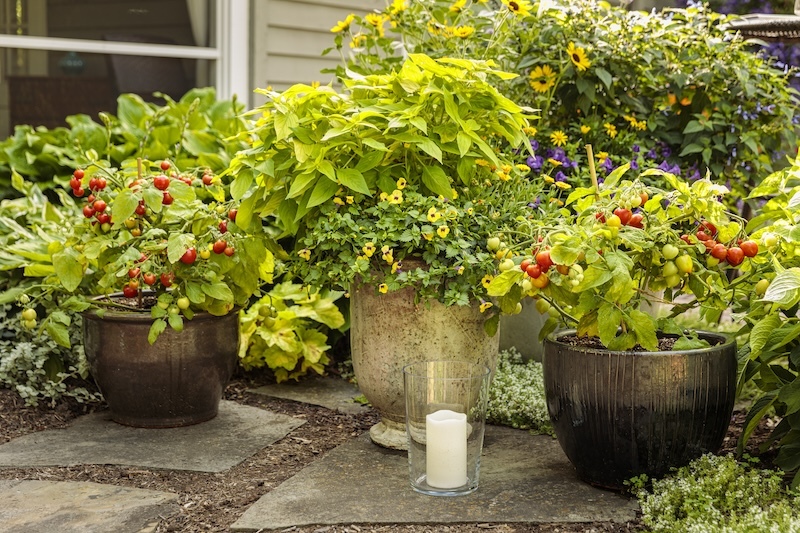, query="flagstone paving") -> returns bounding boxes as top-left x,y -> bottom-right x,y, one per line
231,425 -> 639,531
0,400 -> 303,473
0,479 -> 178,533
249,374 -> 368,415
